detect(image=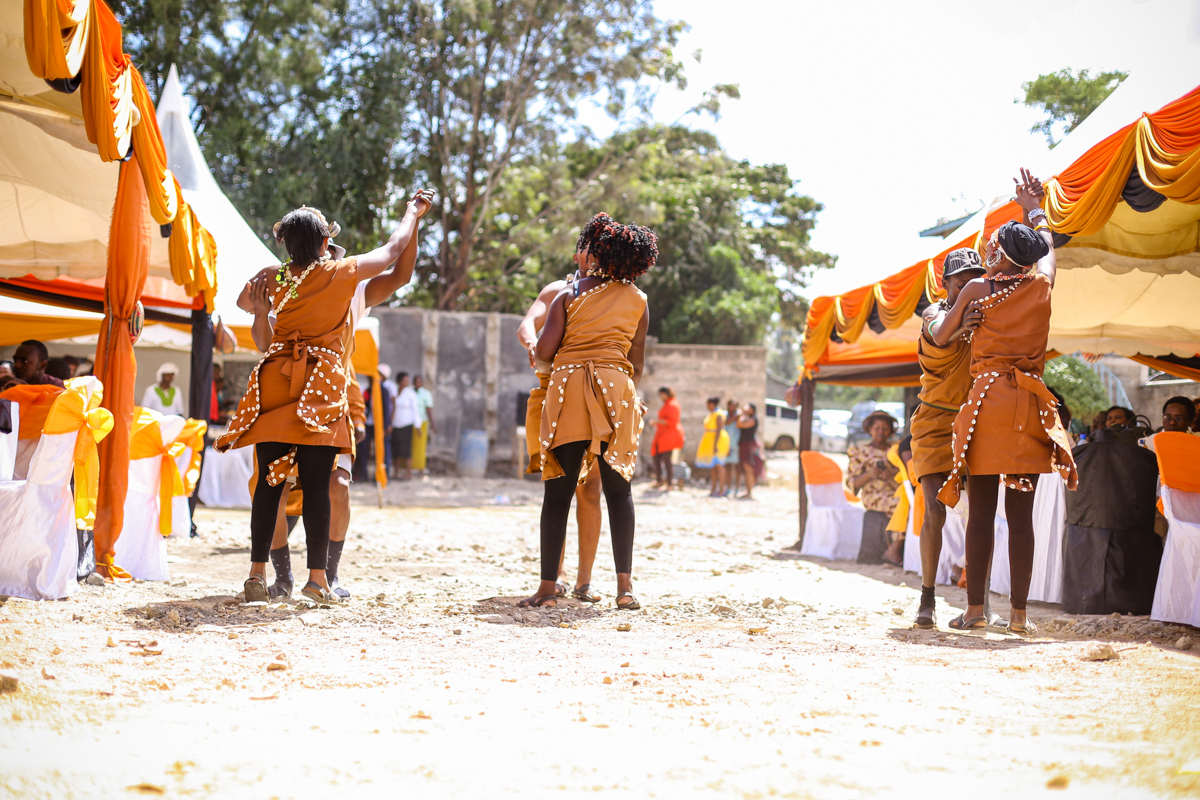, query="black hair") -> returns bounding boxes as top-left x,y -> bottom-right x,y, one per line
45,358 -> 72,381
746,403 -> 757,415
658,386 -> 674,398
1163,396 -> 1196,422
1106,405 -> 1134,424
576,212 -> 616,254
18,340 -> 48,362
591,222 -> 659,283
272,207 -> 339,266
706,395 -> 721,406
396,371 -> 410,383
